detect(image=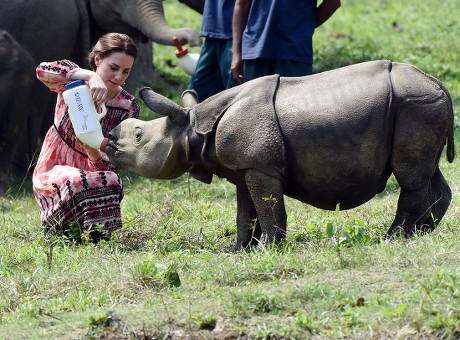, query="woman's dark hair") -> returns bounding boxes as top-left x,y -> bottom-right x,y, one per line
88,33 -> 138,71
